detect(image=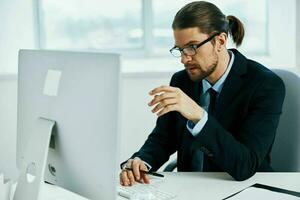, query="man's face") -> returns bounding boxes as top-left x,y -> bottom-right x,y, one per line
173,27 -> 218,82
